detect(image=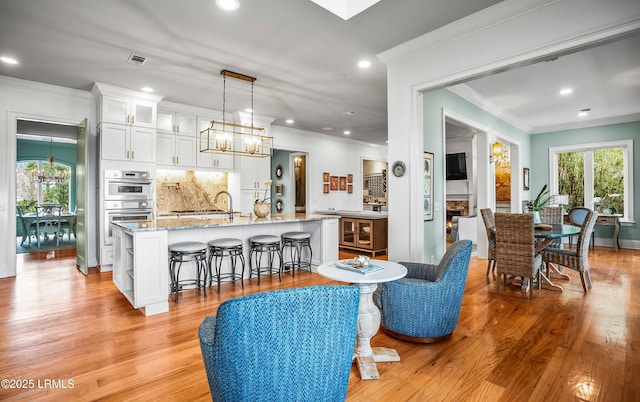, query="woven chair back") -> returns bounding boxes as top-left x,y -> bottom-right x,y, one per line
494,213 -> 537,278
